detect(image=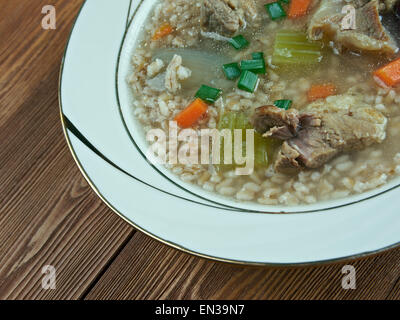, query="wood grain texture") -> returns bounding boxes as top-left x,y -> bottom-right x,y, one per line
86,232 -> 400,300
0,0 -> 399,301
0,0 -> 133,299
